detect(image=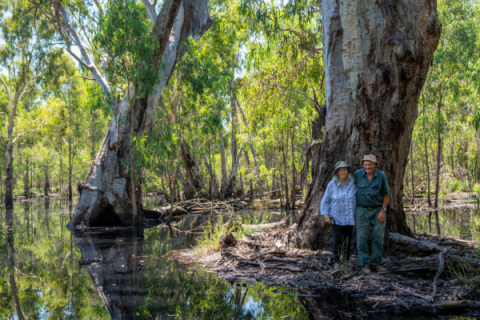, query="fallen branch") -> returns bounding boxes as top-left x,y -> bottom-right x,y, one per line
432,247 -> 449,301
241,216 -> 289,231
435,300 -> 480,309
